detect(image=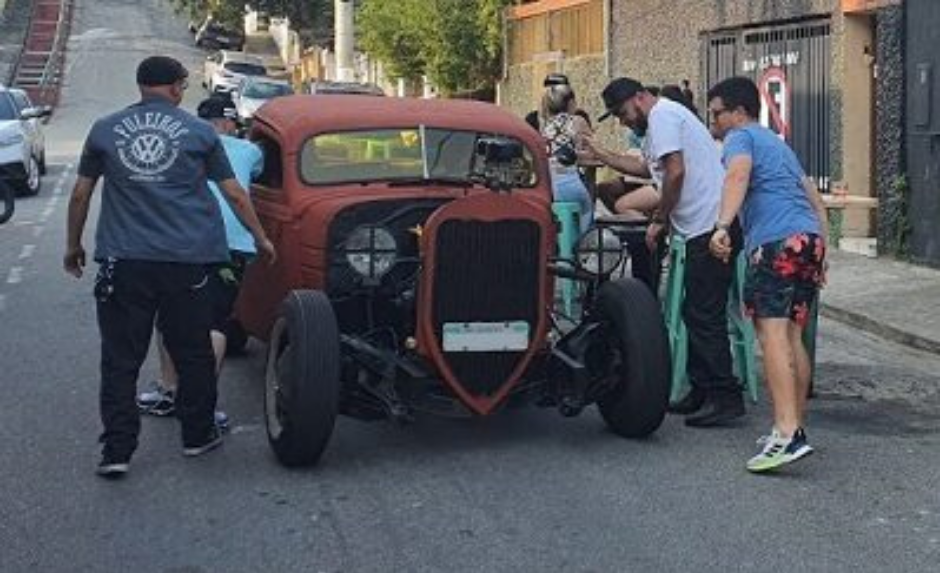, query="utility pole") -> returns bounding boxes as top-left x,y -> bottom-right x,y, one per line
335,0 -> 355,81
